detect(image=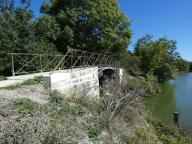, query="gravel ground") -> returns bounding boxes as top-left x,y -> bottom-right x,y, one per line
0,85 -> 49,104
